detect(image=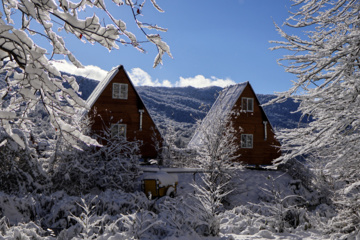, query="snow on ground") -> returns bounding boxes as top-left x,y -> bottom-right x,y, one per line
174,168 -> 309,206
224,230 -> 329,240
157,168 -> 328,240
226,169 -> 303,206
0,167 -> 330,239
